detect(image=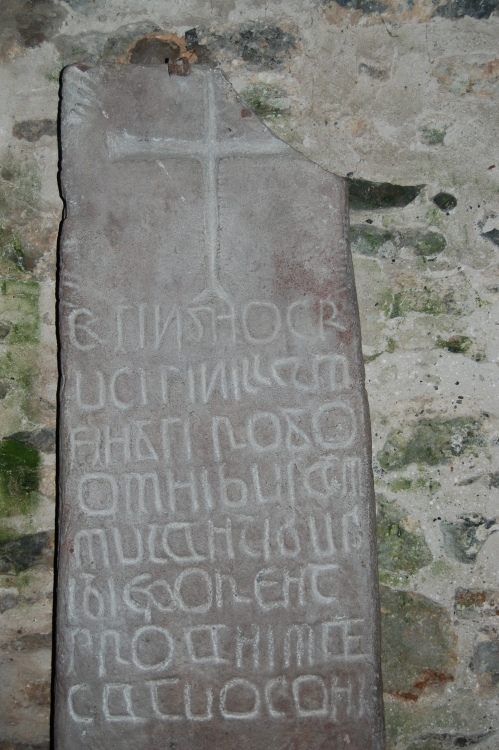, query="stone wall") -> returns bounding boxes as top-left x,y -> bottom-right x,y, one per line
1,1 -> 499,748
